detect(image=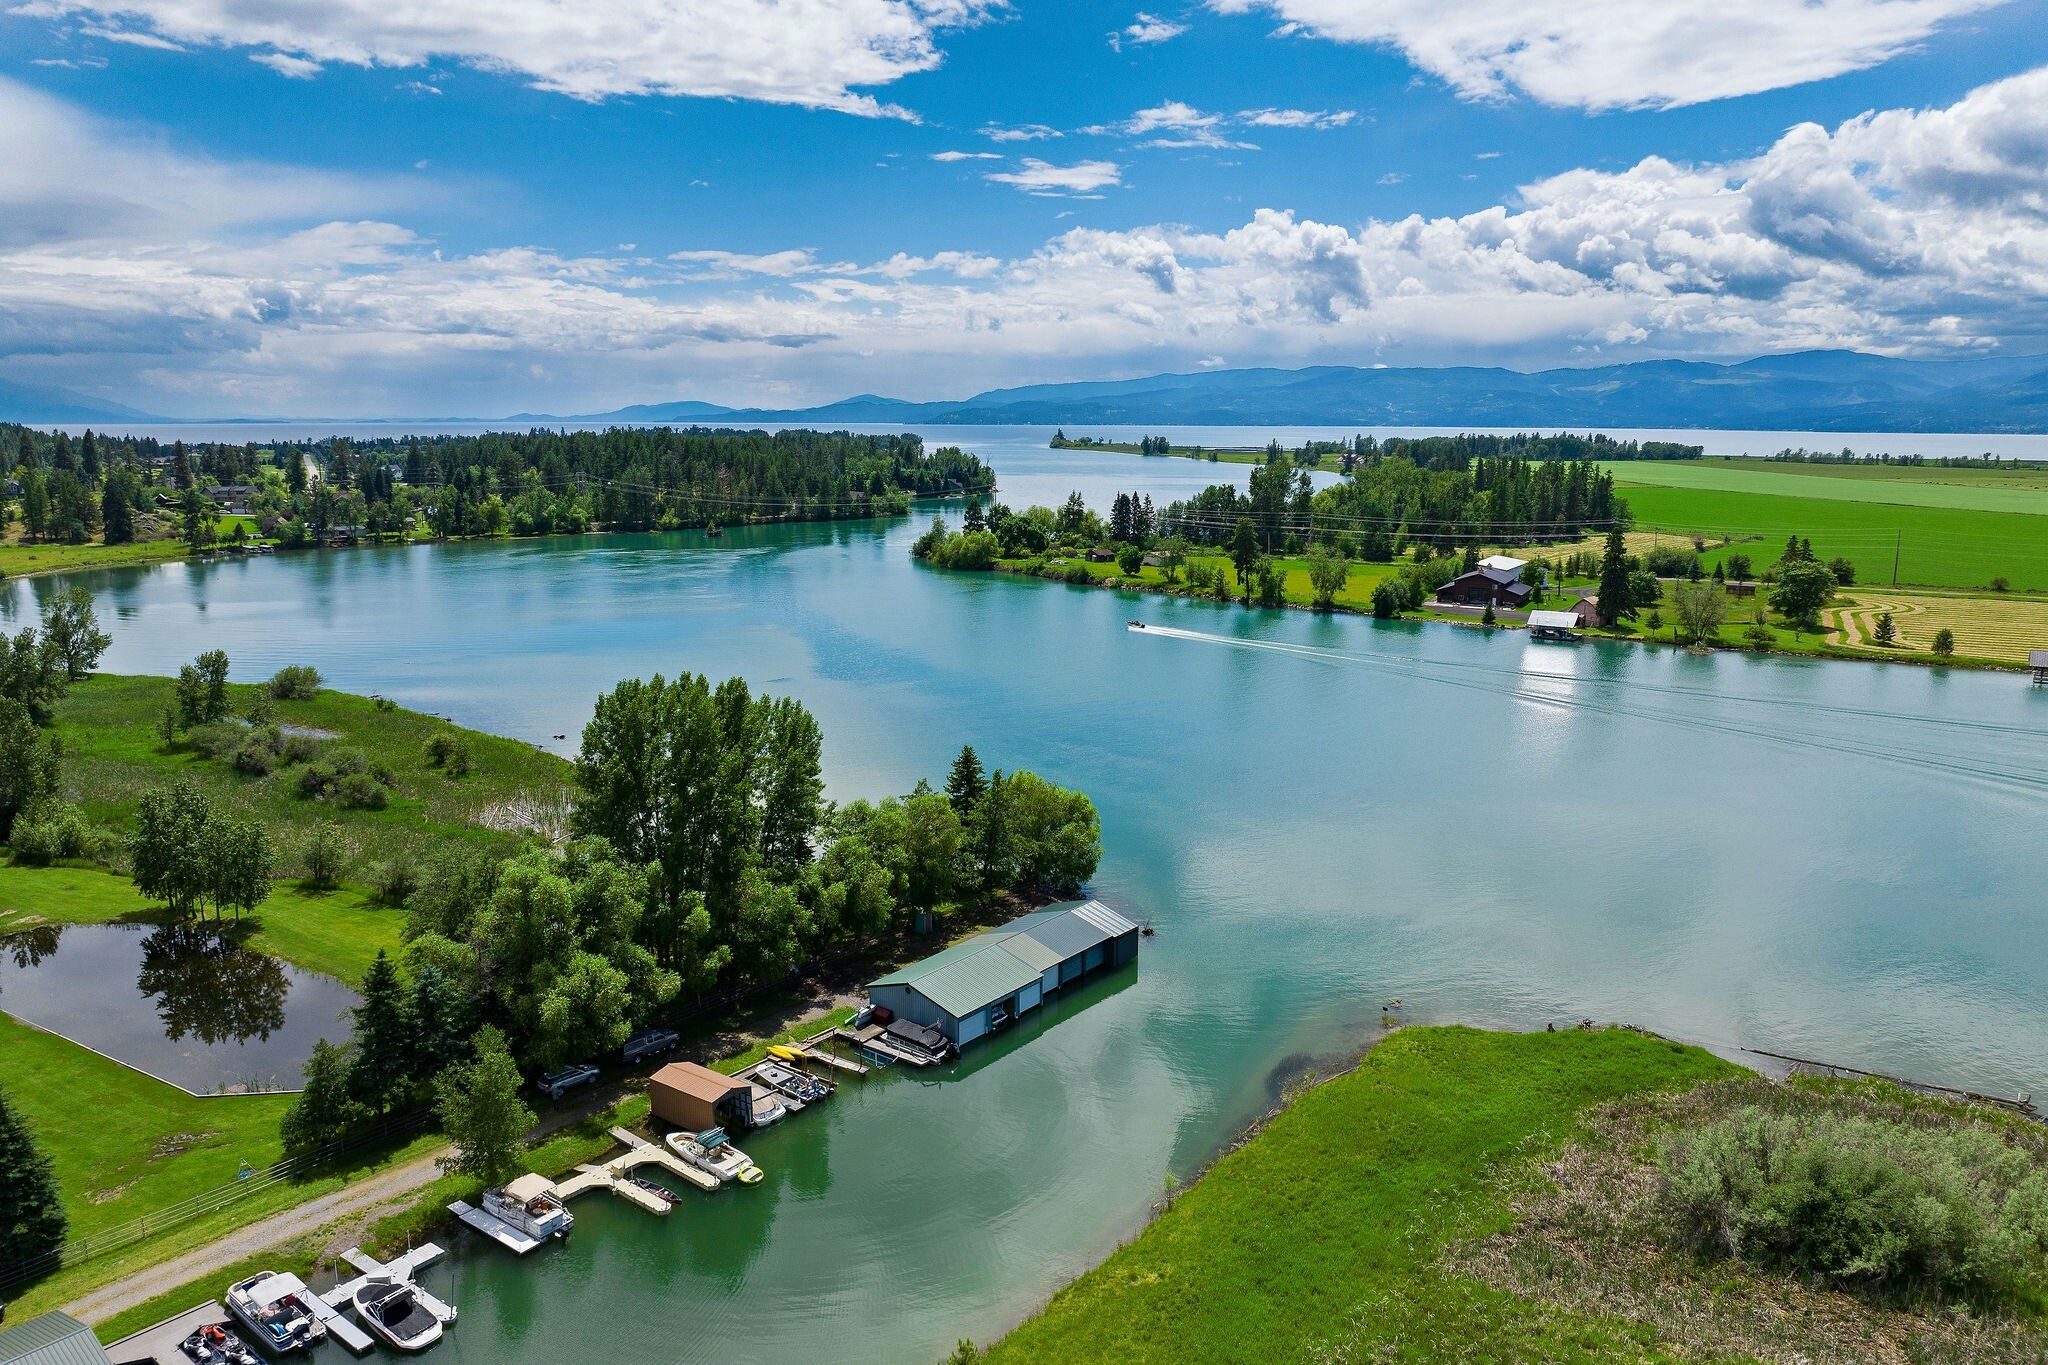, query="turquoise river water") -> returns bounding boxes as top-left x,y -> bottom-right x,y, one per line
6,433 -> 2047,1362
